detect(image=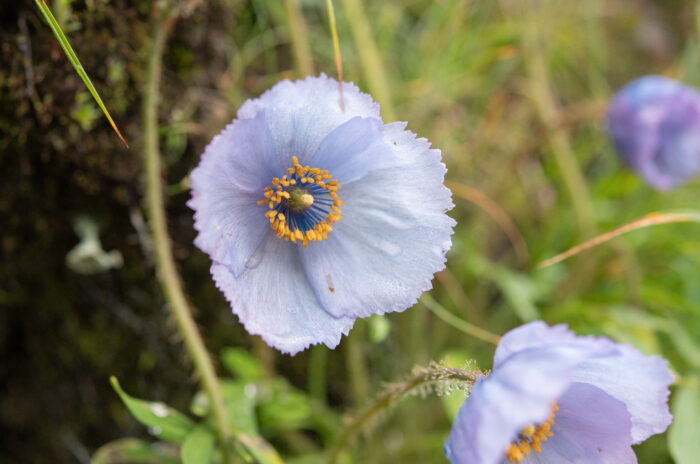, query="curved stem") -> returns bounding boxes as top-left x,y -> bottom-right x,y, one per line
421,294 -> 501,345
142,10 -> 232,463
327,363 -> 480,463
